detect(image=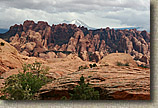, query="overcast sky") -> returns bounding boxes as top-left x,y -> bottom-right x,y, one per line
0,0 -> 150,31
